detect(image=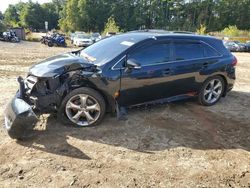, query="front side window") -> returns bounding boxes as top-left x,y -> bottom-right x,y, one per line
128,43 -> 171,66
